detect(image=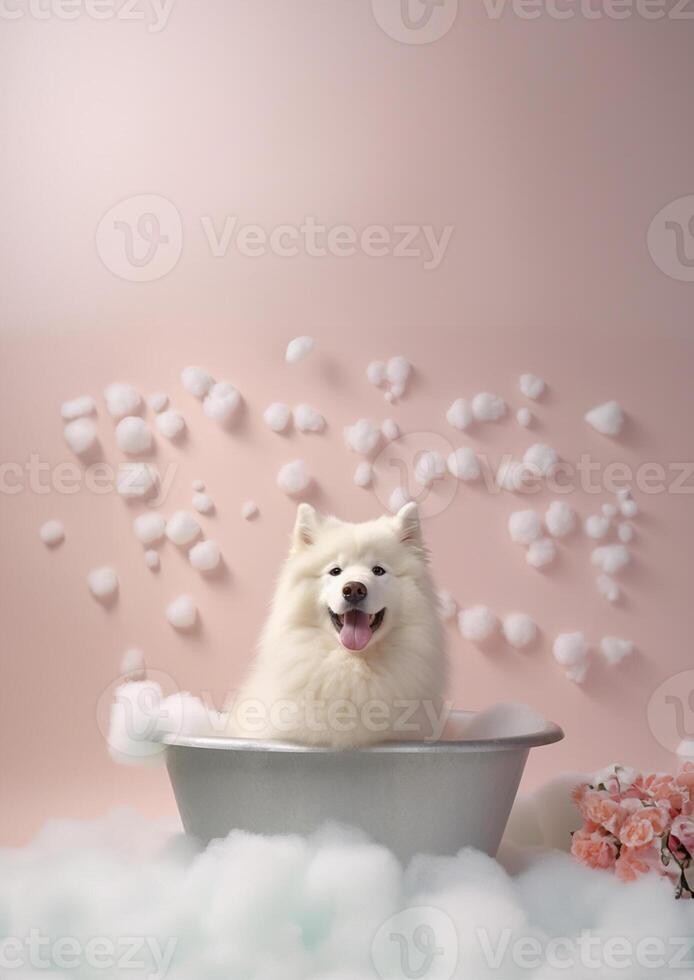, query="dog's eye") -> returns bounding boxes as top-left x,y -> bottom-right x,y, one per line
372,566 -> 386,576
328,567 -> 342,576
